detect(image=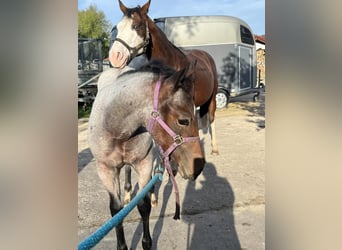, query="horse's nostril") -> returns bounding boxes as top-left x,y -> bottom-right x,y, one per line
116,52 -> 122,60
